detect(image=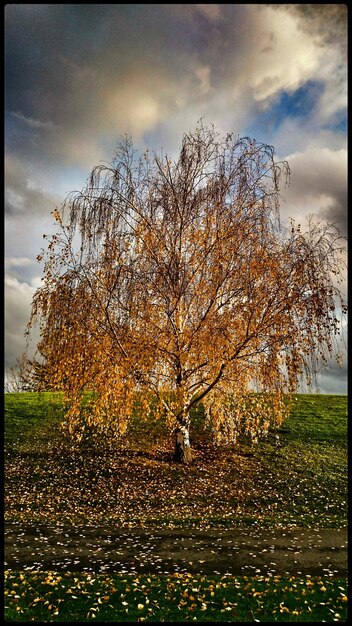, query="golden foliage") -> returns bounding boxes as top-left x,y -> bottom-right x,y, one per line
28,124 -> 346,454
